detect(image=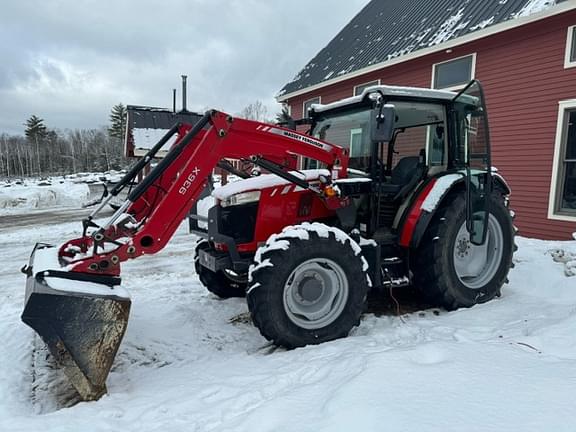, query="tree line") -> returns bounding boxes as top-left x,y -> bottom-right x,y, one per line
0,101 -> 290,179
0,104 -> 129,179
